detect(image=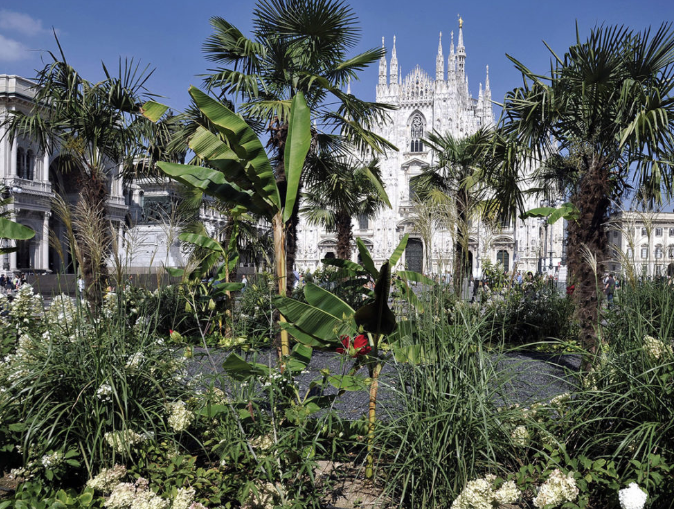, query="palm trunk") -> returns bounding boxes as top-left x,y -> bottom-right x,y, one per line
80,169 -> 110,306
567,158 -> 611,368
335,210 -> 353,260
453,196 -> 470,298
